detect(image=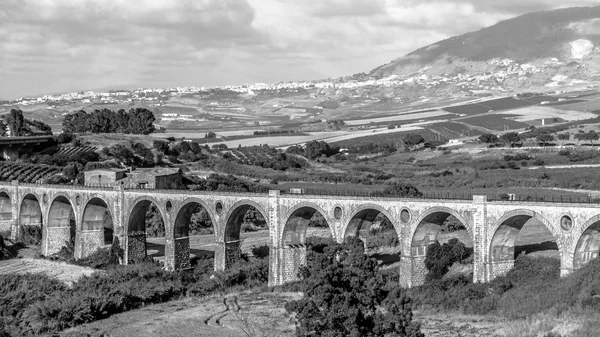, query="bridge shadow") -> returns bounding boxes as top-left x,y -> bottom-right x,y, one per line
145,240 -> 214,264
515,241 -> 559,257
